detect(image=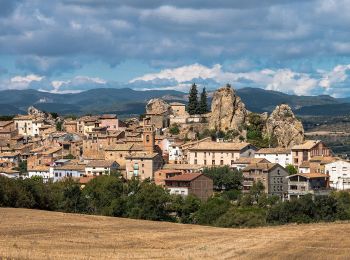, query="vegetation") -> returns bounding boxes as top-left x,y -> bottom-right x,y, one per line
2,173 -> 350,229
187,83 -> 199,115
199,87 -> 209,114
169,123 -> 180,135
56,121 -> 63,131
245,113 -> 277,148
63,154 -> 76,159
286,164 -> 298,175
